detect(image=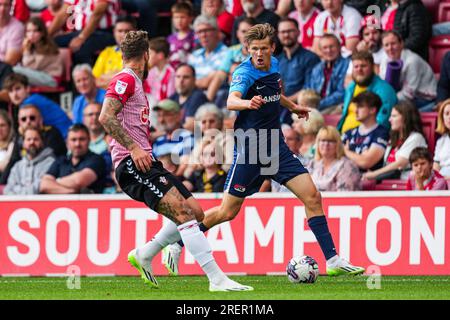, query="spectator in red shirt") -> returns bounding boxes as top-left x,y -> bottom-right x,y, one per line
40,0 -> 69,33
47,0 -> 118,65
406,147 -> 448,191
202,0 -> 235,45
